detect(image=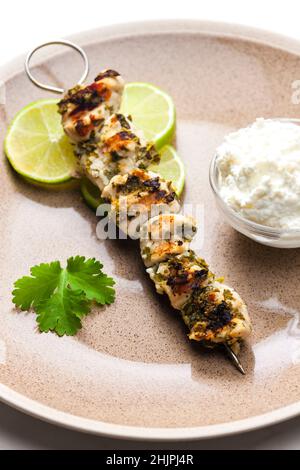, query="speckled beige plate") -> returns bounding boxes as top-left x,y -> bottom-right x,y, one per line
1,20 -> 300,441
